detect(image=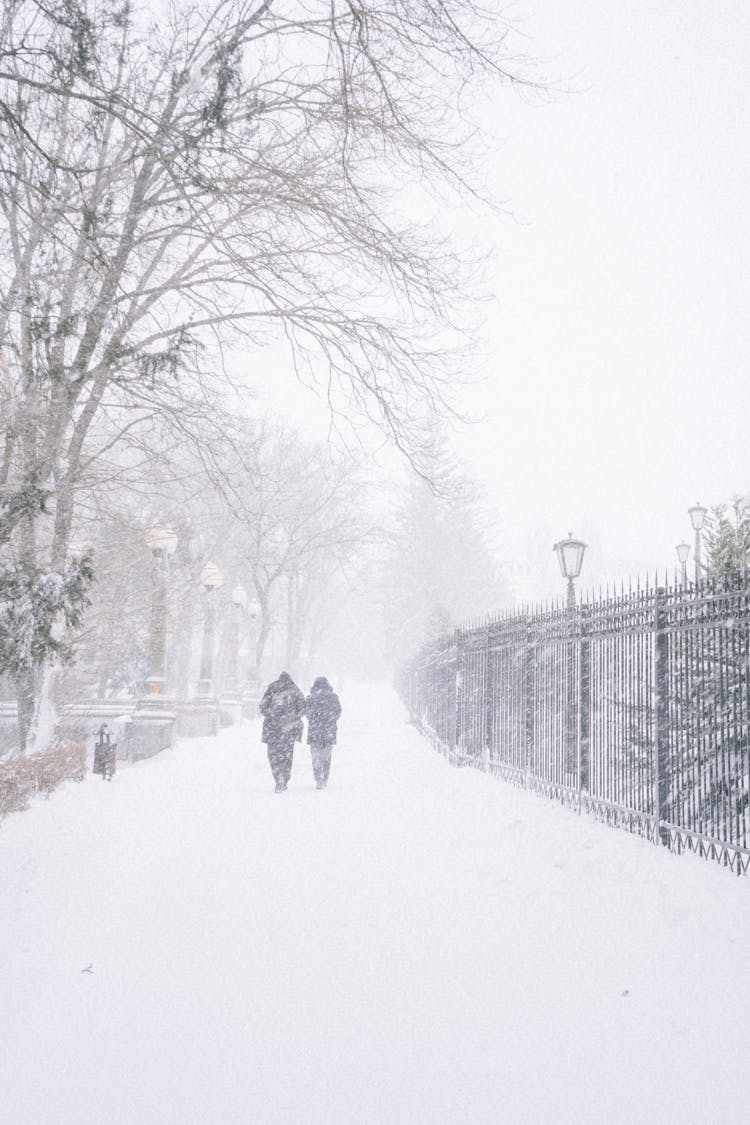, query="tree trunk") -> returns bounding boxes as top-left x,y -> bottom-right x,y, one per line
15,669 -> 35,754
